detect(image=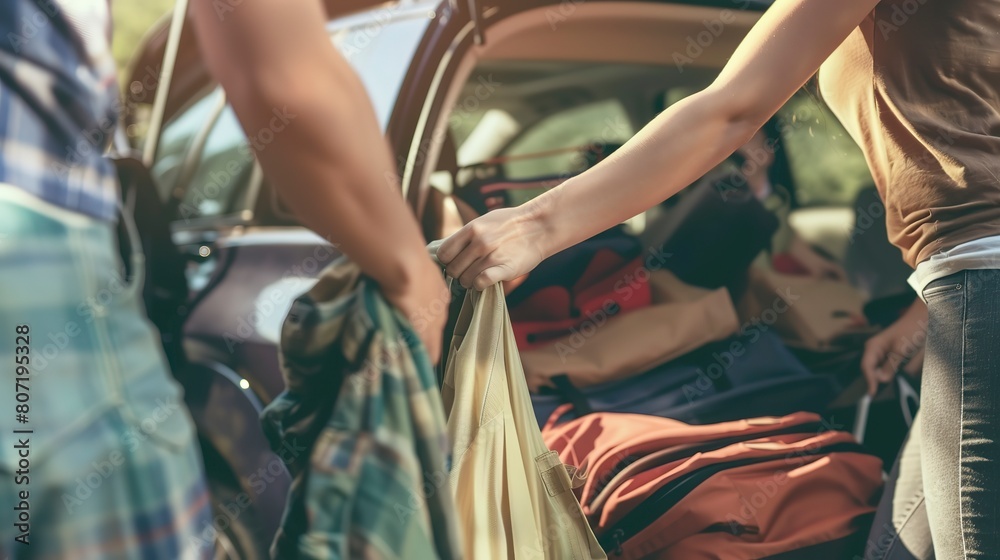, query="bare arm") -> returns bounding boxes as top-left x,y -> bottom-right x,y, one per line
439,0 -> 881,290
189,0 -> 449,360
